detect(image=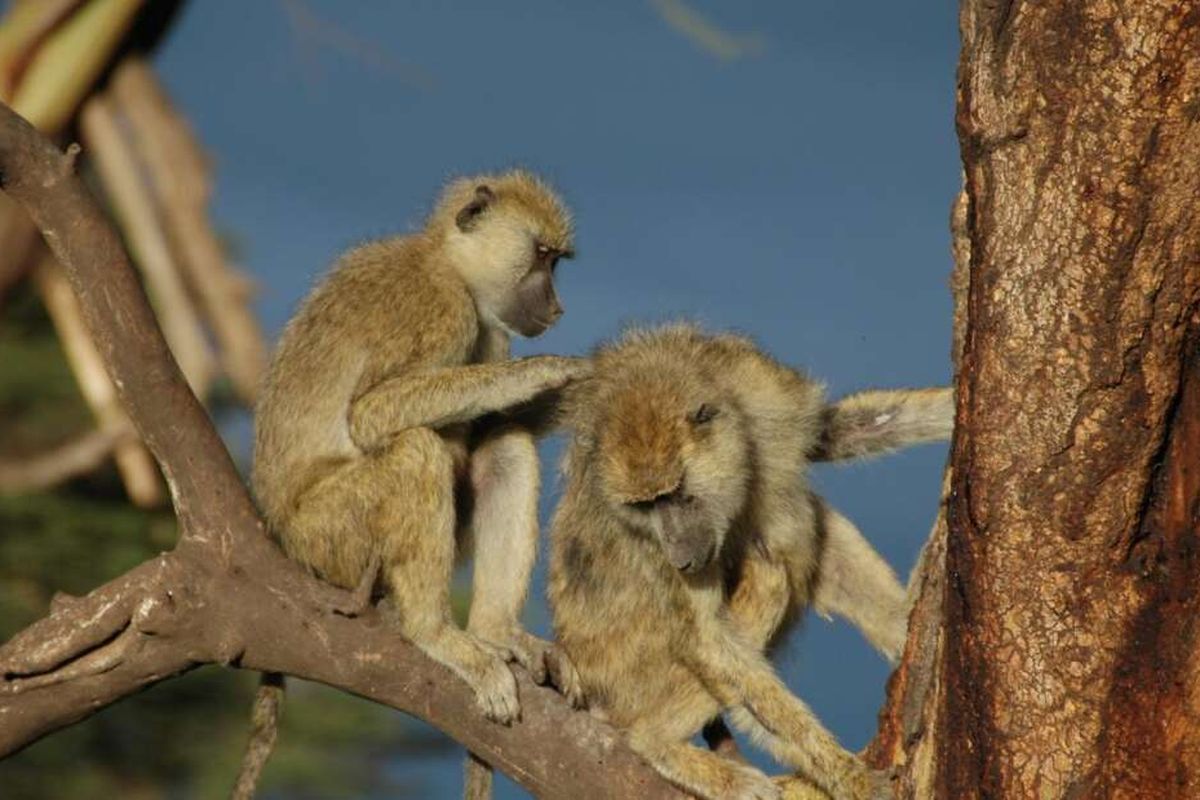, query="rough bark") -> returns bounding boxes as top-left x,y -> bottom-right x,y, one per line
875,2 -> 1200,797
0,101 -> 688,799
